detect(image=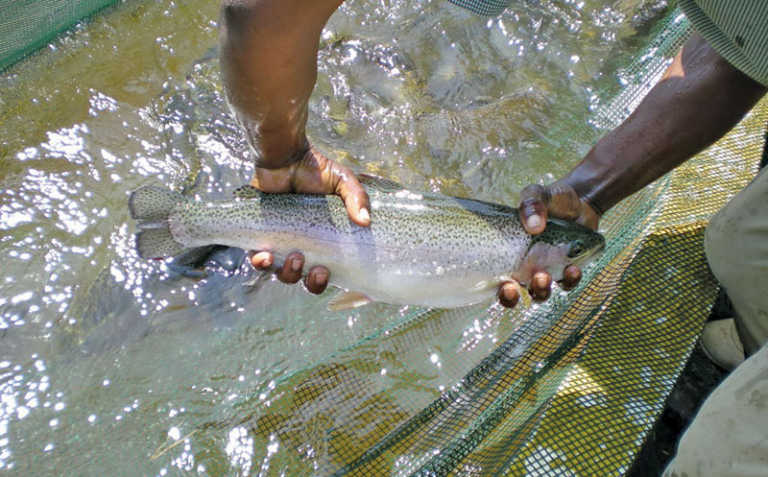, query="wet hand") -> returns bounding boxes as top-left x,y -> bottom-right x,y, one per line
497,265 -> 581,308
247,146 -> 365,294
250,251 -> 330,295
497,181 -> 599,309
251,146 -> 370,226
519,181 -> 600,234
